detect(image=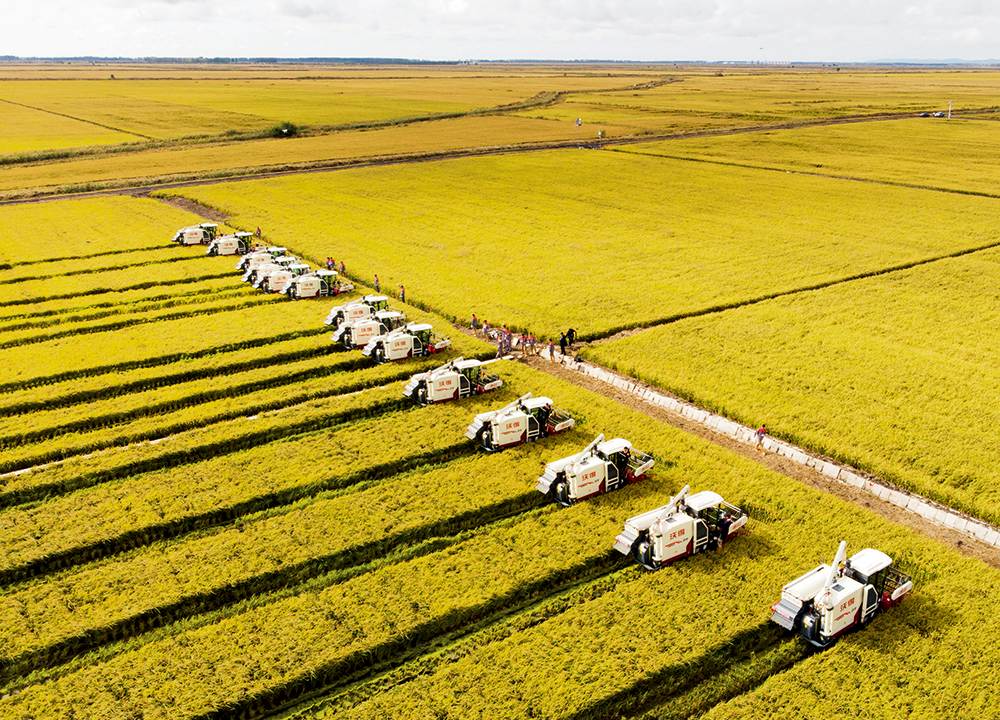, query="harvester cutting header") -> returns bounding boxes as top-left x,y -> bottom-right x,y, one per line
536,434 -> 654,506
612,485 -> 747,569
465,393 -> 575,452
770,540 -> 913,648
403,357 -> 503,405
171,223 -> 219,246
